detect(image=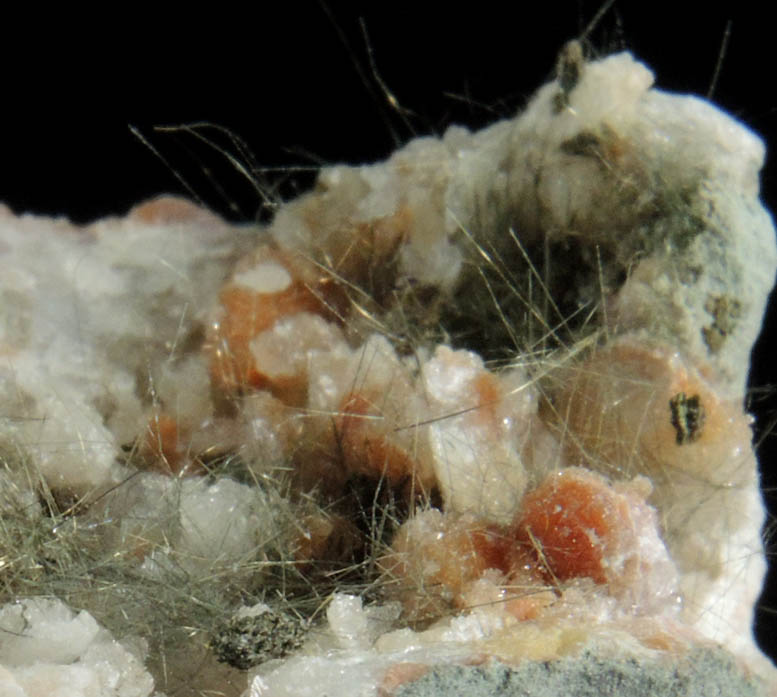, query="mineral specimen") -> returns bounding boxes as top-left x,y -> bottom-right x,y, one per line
0,45 -> 774,697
